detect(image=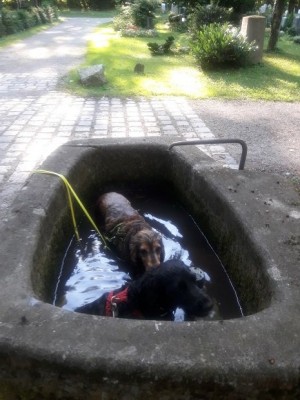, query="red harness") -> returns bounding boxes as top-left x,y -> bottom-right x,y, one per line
105,287 -> 143,318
